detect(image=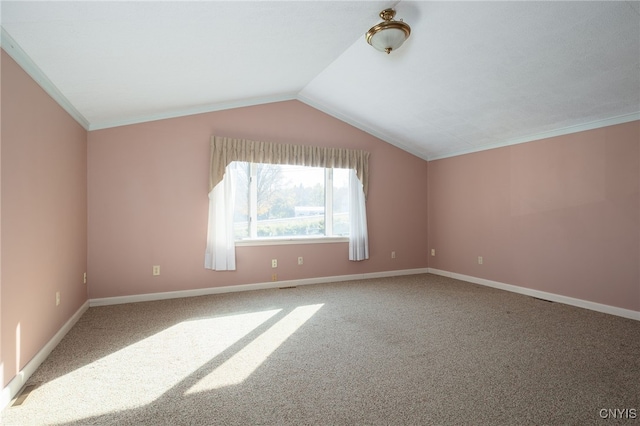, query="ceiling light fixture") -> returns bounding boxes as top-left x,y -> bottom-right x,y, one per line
366,8 -> 411,54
